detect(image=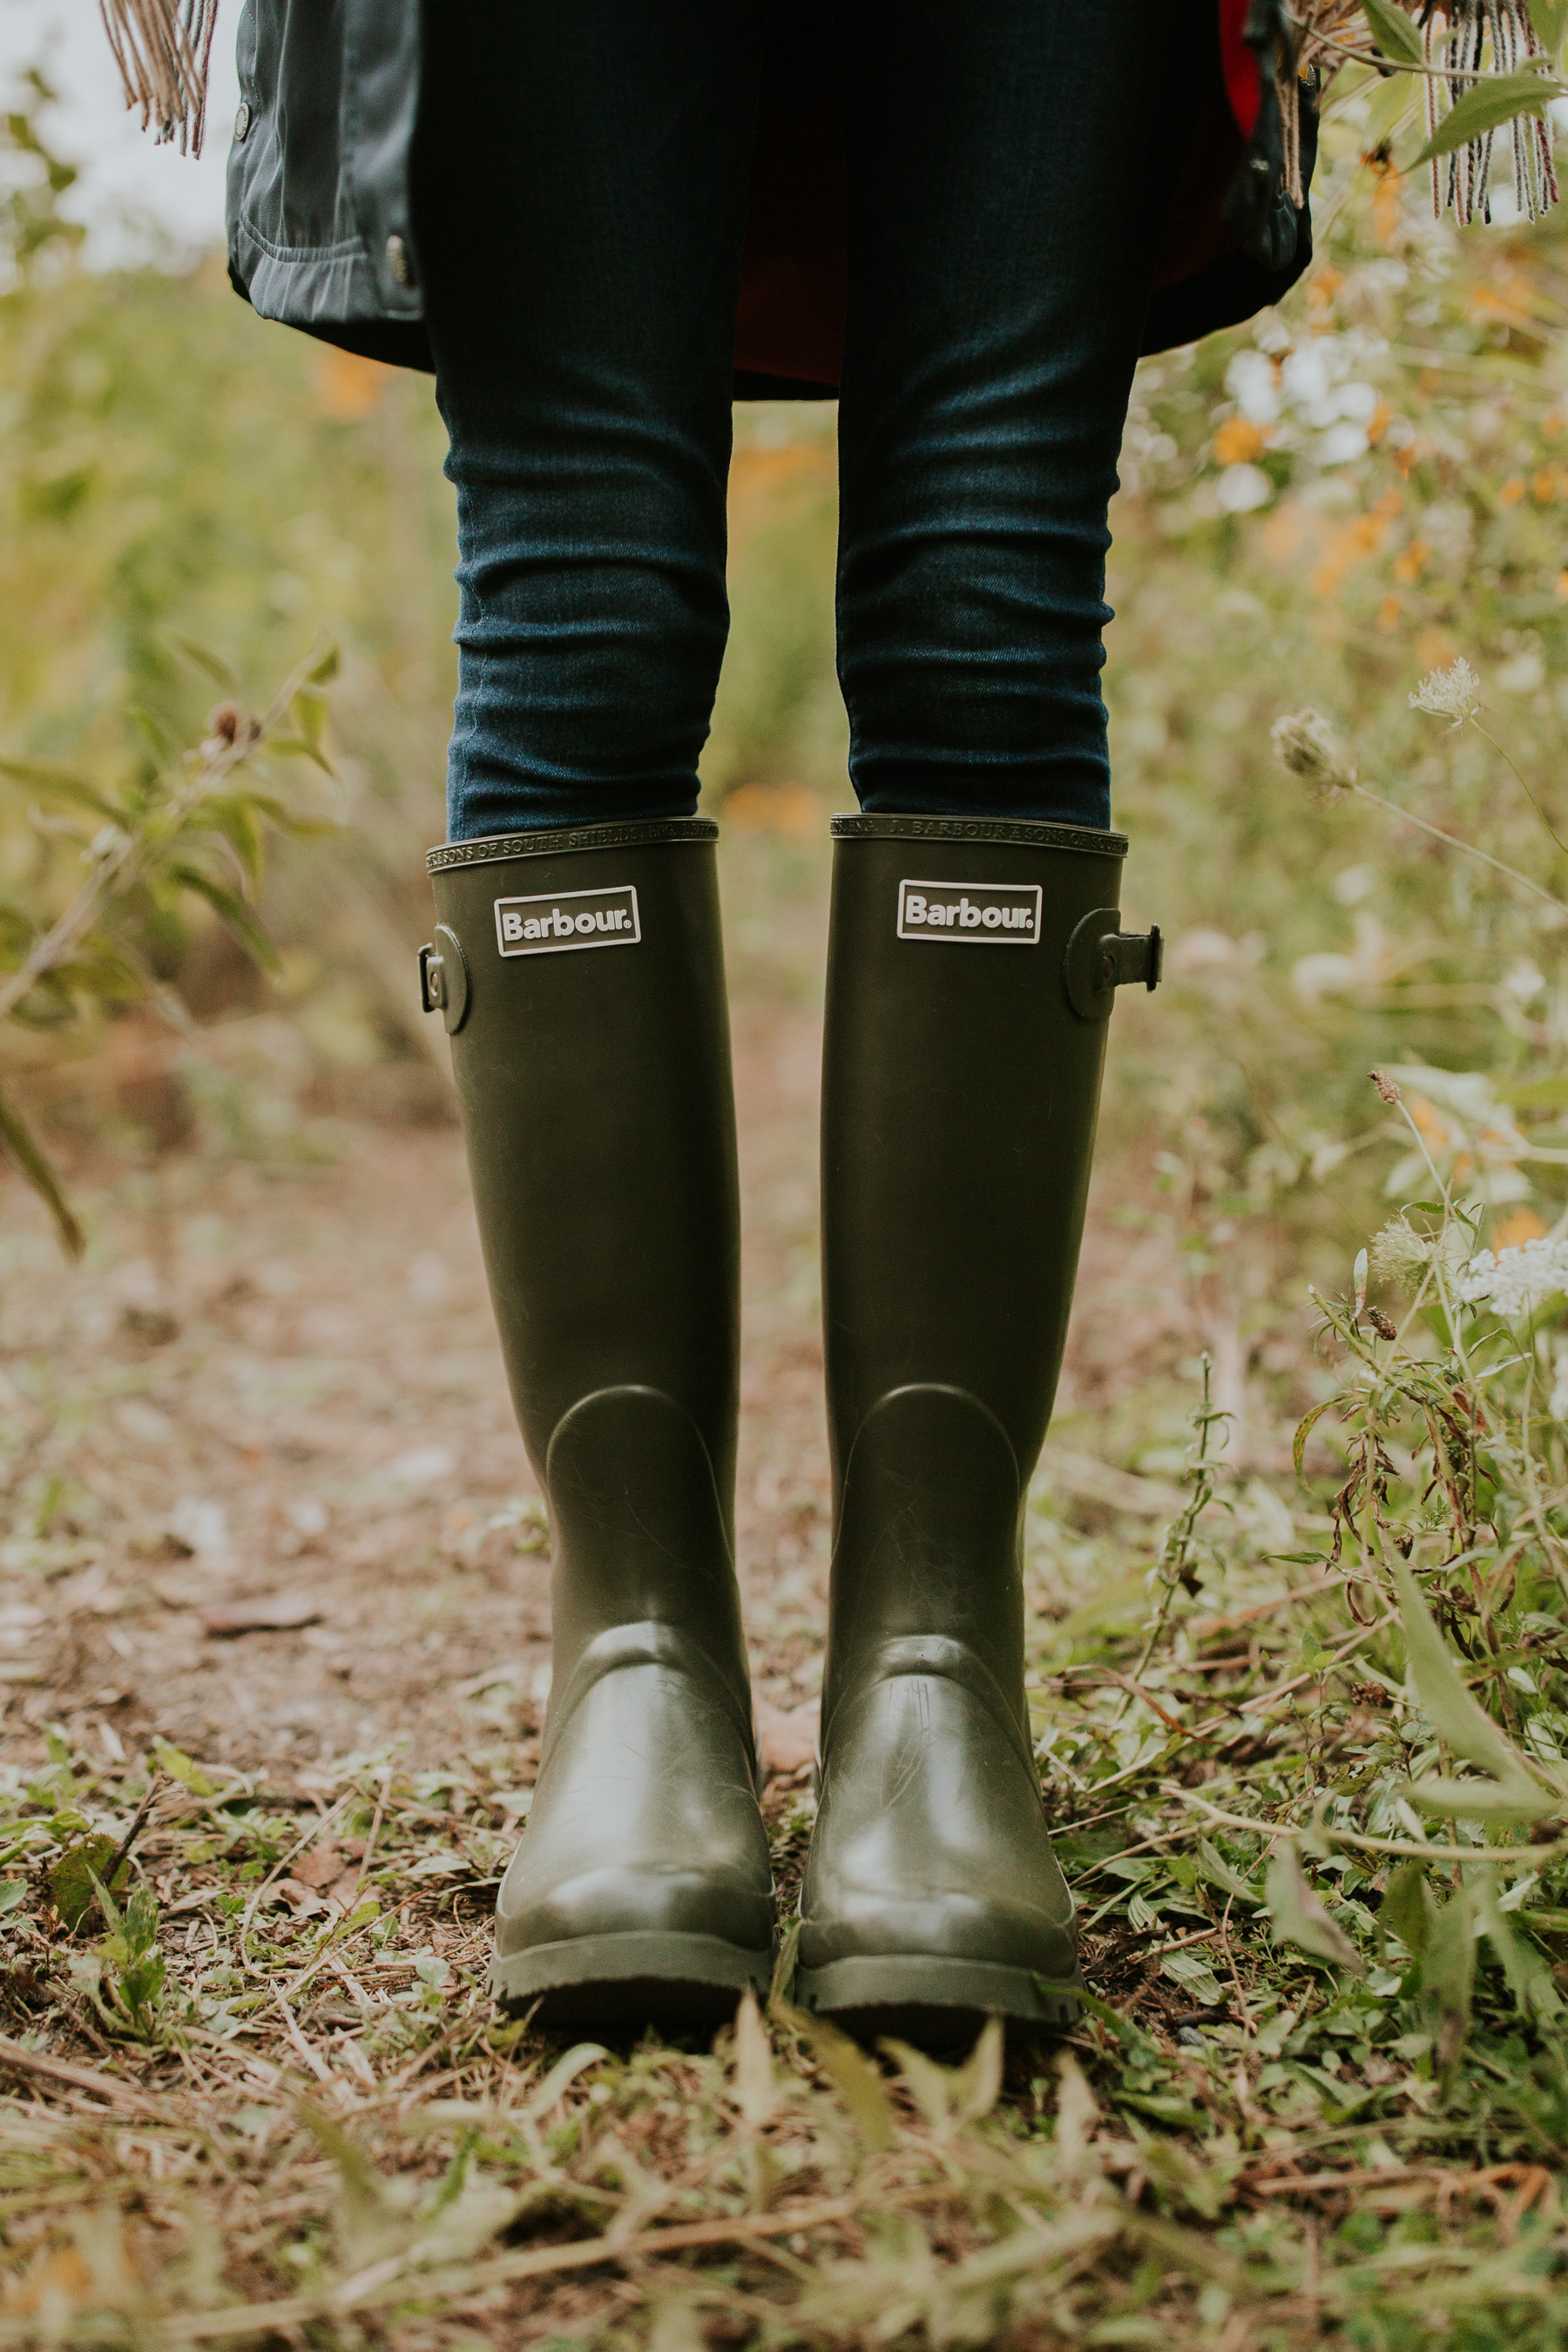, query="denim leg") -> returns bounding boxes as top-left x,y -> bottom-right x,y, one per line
835,1 -> 1210,828
418,3 -> 768,841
